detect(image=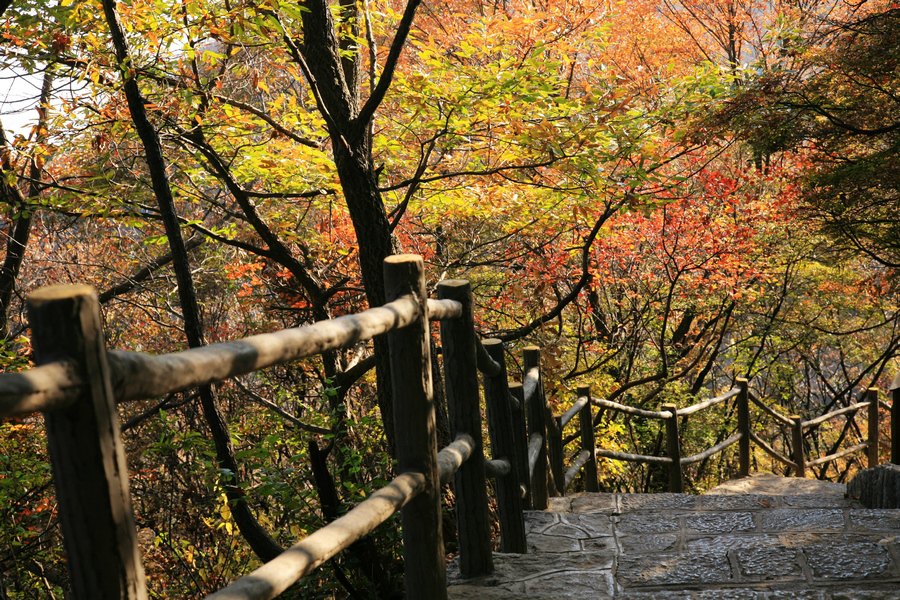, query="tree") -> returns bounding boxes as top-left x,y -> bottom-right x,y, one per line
1,0 -> 897,594
711,6 -> 899,267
